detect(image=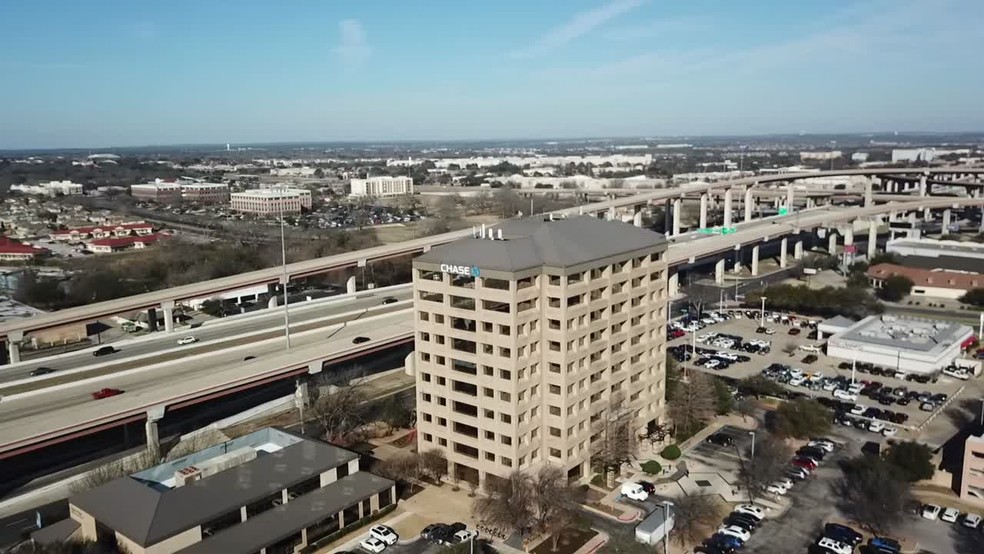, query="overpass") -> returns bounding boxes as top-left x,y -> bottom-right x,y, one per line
2,166 -> 982,355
